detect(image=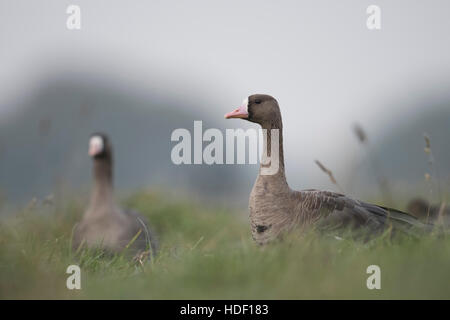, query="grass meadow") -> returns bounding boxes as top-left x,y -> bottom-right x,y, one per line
0,191 -> 449,300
